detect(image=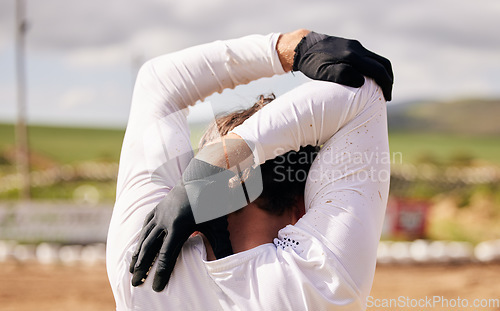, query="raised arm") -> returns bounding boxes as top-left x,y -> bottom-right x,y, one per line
137,32 -> 287,110
111,32 -> 293,293
128,30 -> 394,293
122,30 -> 308,291
195,78 -> 390,300
121,31 -> 307,195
